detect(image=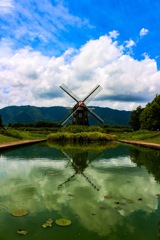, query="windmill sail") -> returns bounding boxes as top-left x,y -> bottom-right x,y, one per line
60,83 -> 103,125
83,85 -> 103,105
60,83 -> 79,102
61,107 -> 80,125
87,108 -> 104,123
